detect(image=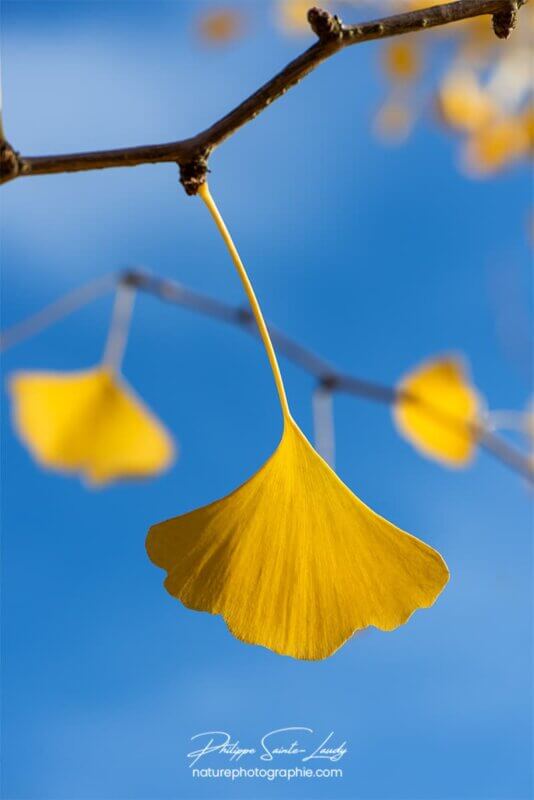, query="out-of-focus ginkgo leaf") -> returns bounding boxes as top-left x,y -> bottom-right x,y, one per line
394,356 -> 482,466
277,0 -> 310,34
374,98 -> 414,143
462,115 -> 530,175
10,367 -> 174,486
197,8 -> 244,44
437,71 -> 497,133
523,106 -> 534,149
383,41 -> 420,82
147,183 -> 449,660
